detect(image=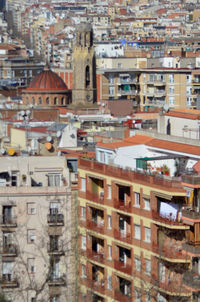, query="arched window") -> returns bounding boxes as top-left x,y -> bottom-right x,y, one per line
46,97 -> 50,105
38,97 -> 42,105
61,97 -> 65,105
54,97 -> 58,105
85,65 -> 90,88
